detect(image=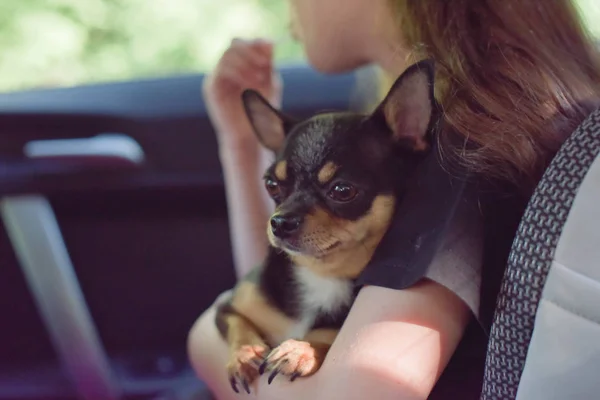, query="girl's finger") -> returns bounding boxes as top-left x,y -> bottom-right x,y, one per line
230,38 -> 272,68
